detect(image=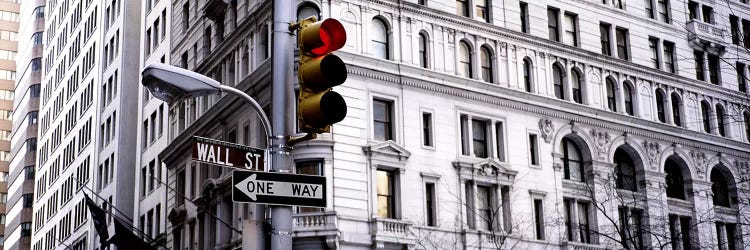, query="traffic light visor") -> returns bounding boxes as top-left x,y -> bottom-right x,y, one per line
301,19 -> 347,55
